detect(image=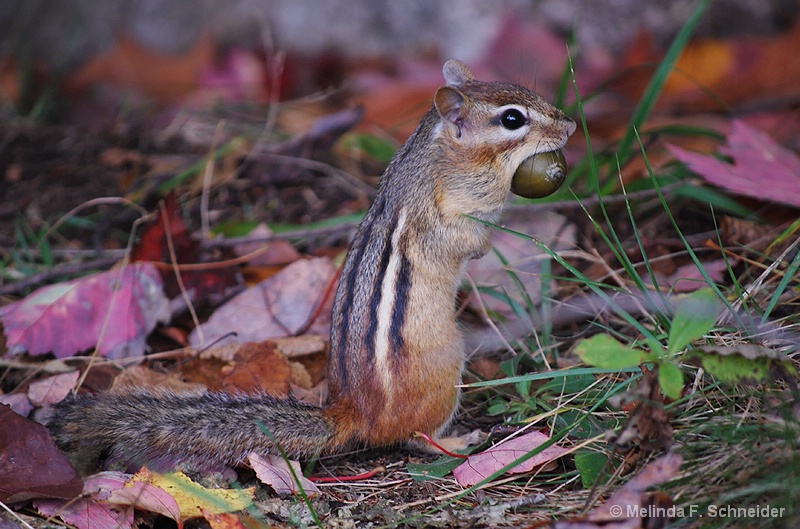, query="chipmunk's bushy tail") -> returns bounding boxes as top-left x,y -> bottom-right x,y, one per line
45,389 -> 335,472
